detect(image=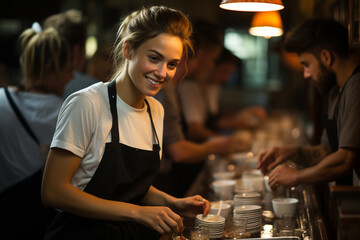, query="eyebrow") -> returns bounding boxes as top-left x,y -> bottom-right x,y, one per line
299,61 -> 307,66
148,50 -> 180,62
